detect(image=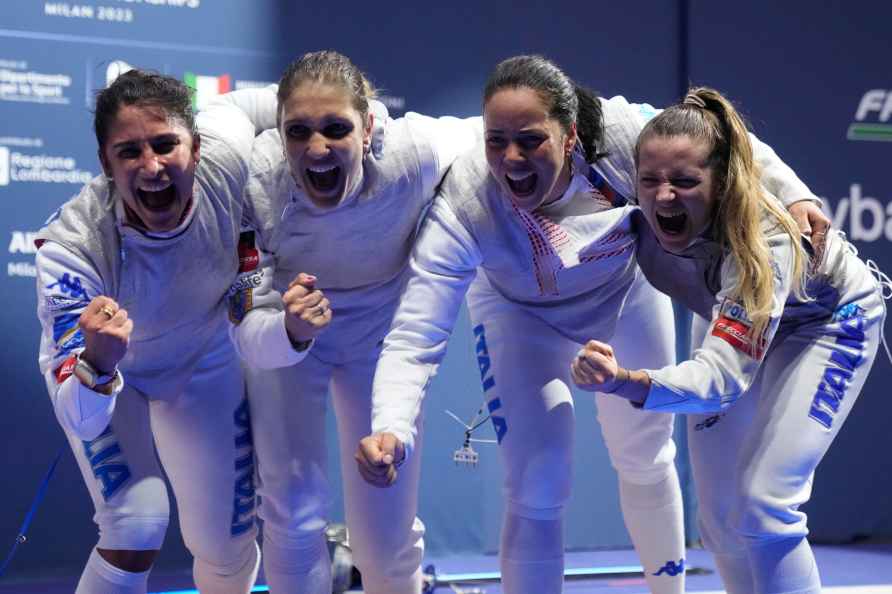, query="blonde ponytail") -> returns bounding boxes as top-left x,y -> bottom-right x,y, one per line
639,87 -> 807,342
